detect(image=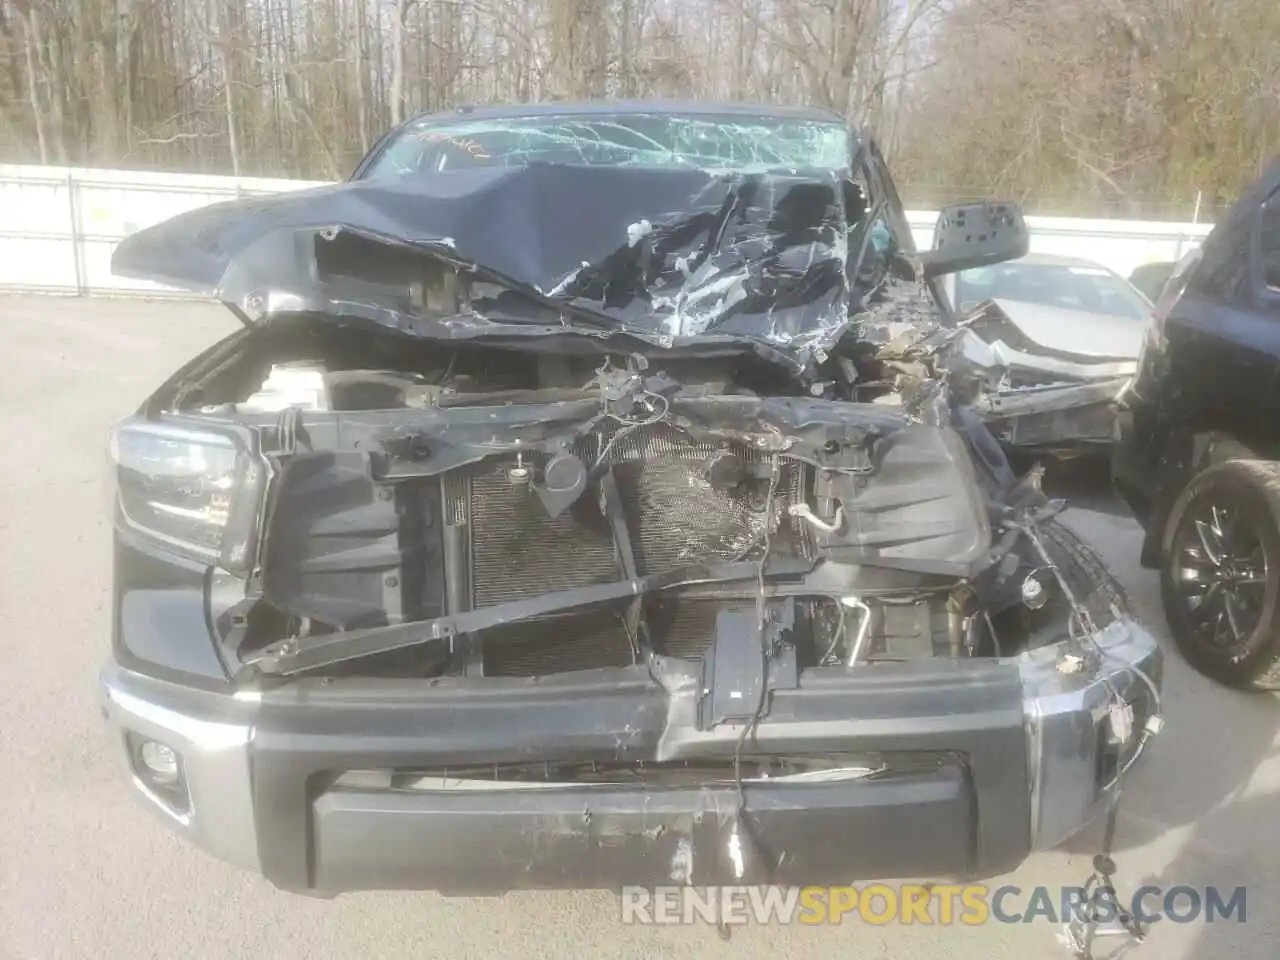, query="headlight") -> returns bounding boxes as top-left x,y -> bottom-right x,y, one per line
108,419 -> 267,573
